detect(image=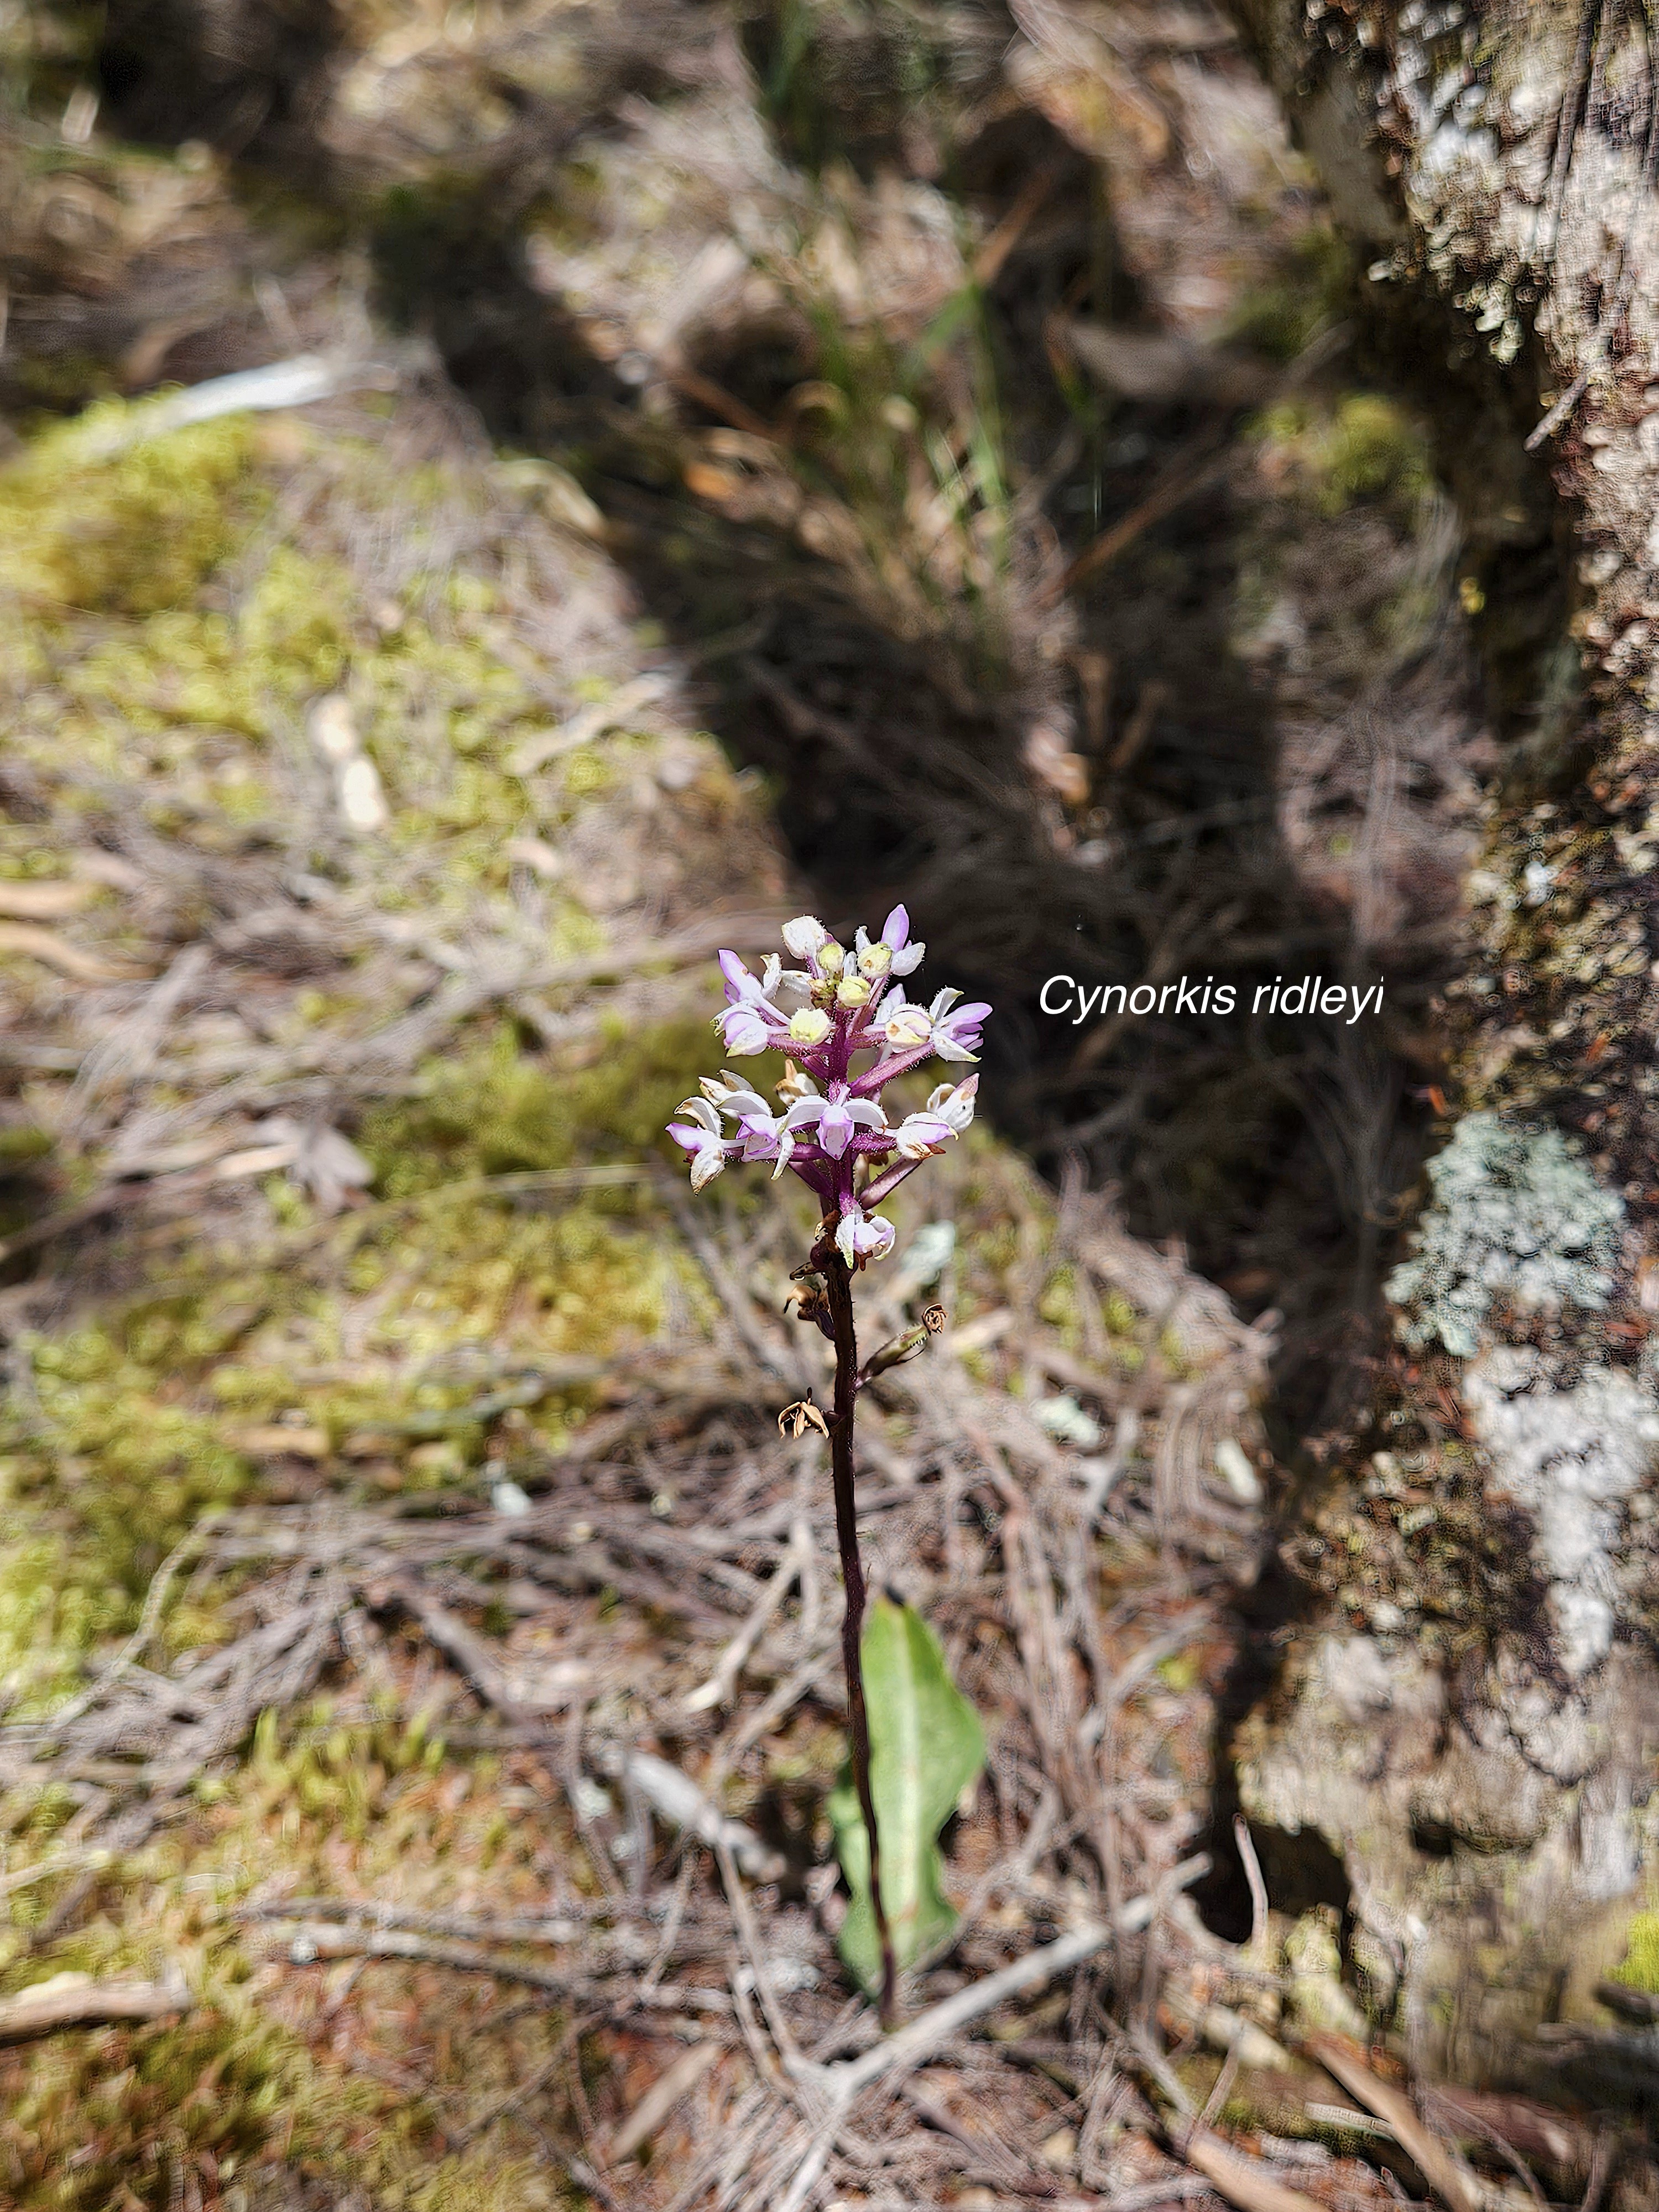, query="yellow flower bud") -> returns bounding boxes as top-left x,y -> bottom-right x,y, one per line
857,941 -> 892,978
836,975 -> 871,1009
818,942 -> 847,976
789,1008 -> 832,1045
